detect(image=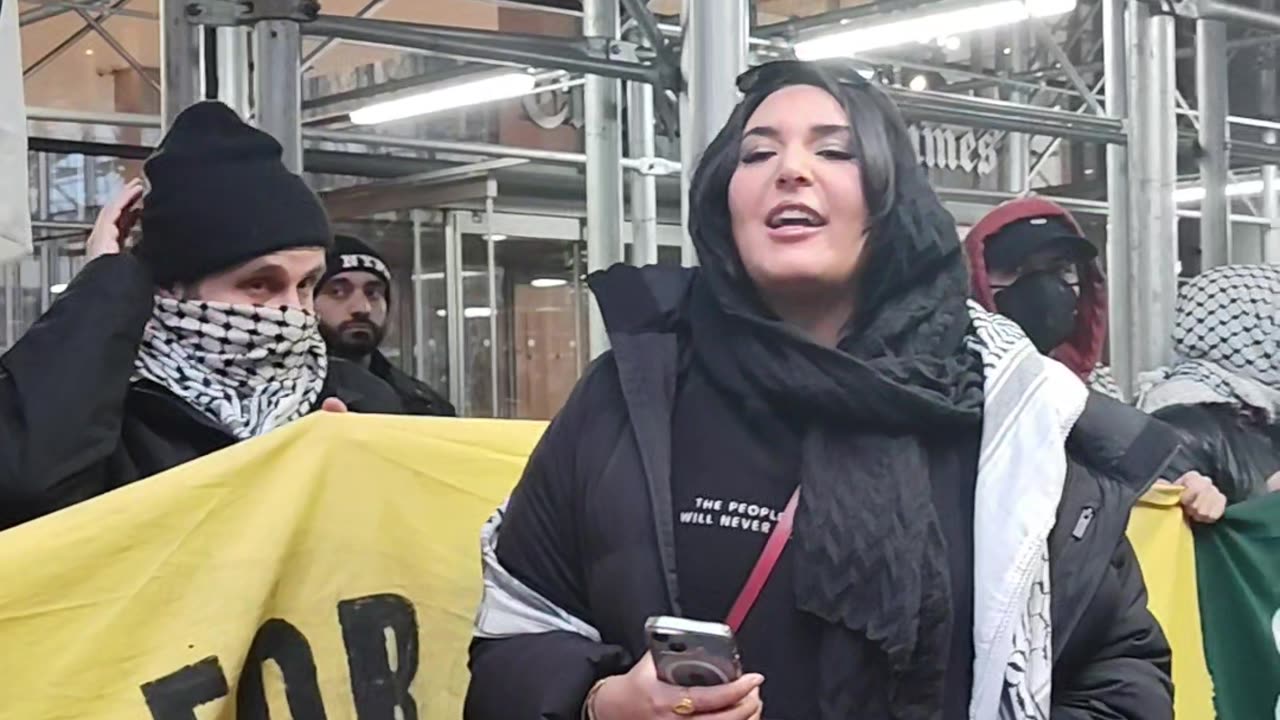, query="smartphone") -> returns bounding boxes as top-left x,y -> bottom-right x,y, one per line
645,616 -> 742,687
